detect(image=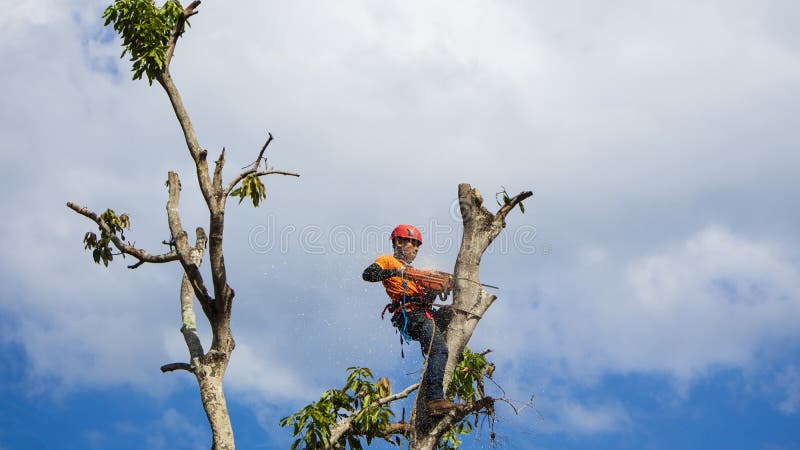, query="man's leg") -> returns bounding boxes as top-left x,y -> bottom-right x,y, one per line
405,311 -> 449,401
